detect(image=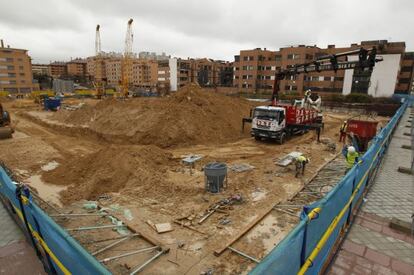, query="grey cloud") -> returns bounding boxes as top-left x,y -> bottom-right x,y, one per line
0,0 -> 412,63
